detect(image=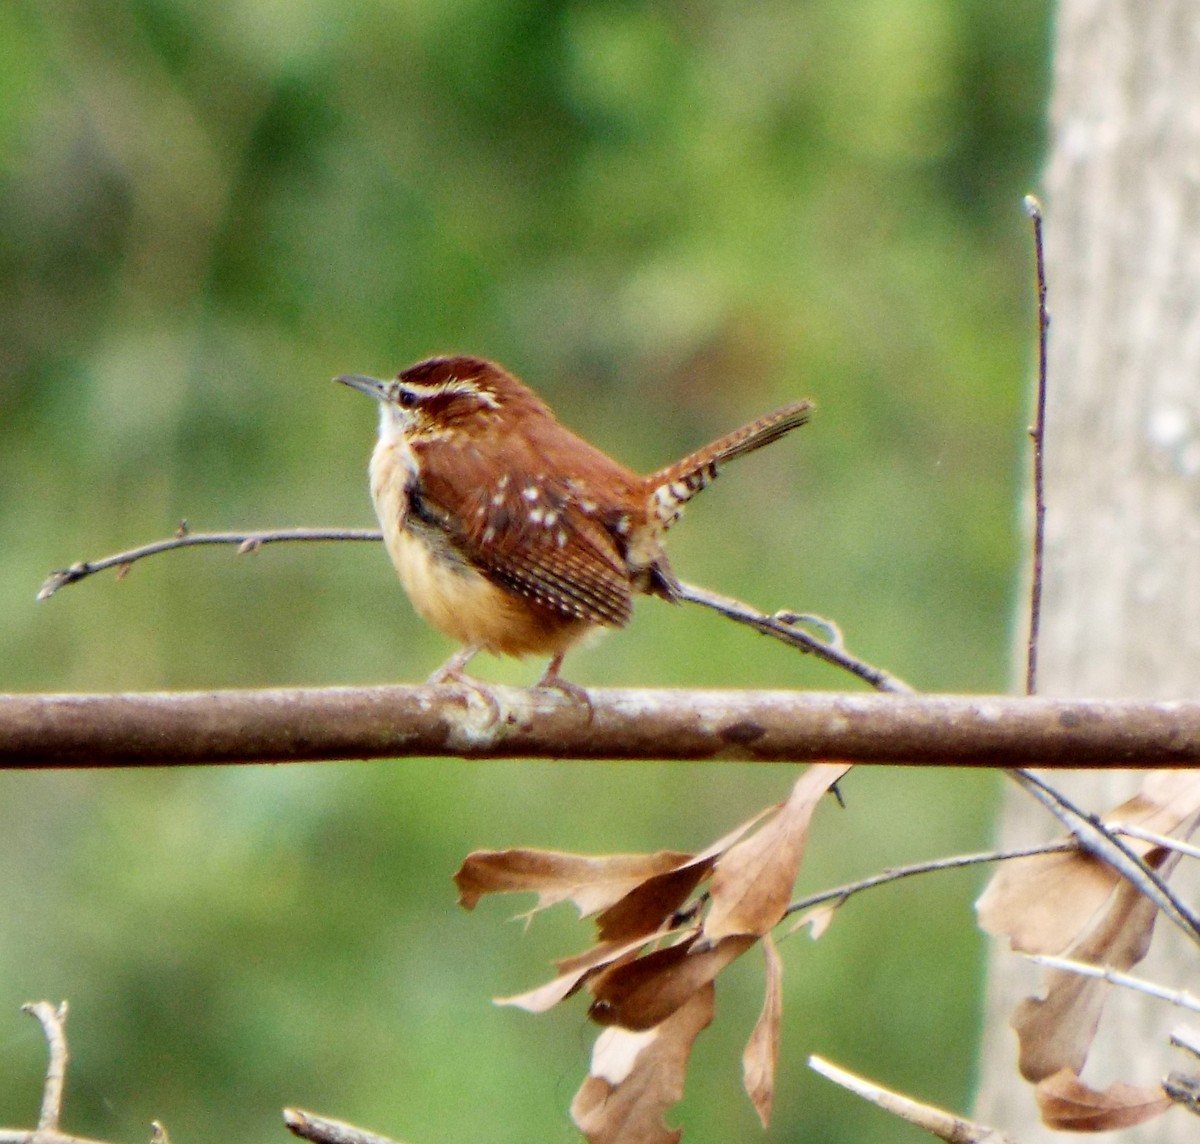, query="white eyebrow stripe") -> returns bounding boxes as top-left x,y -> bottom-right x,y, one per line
402,376 -> 501,408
